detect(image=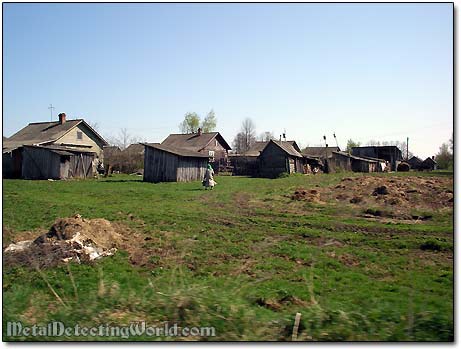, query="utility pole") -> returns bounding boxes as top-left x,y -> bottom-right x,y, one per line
406,137 -> 409,160
48,104 -> 55,122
